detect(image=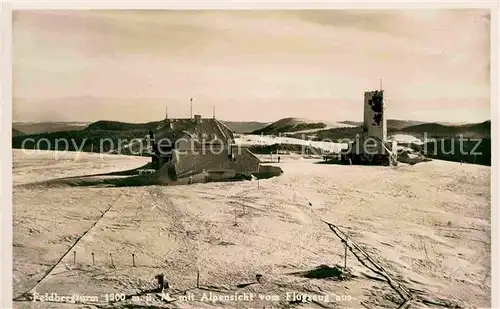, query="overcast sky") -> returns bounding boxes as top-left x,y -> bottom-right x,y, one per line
13,10 -> 490,123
